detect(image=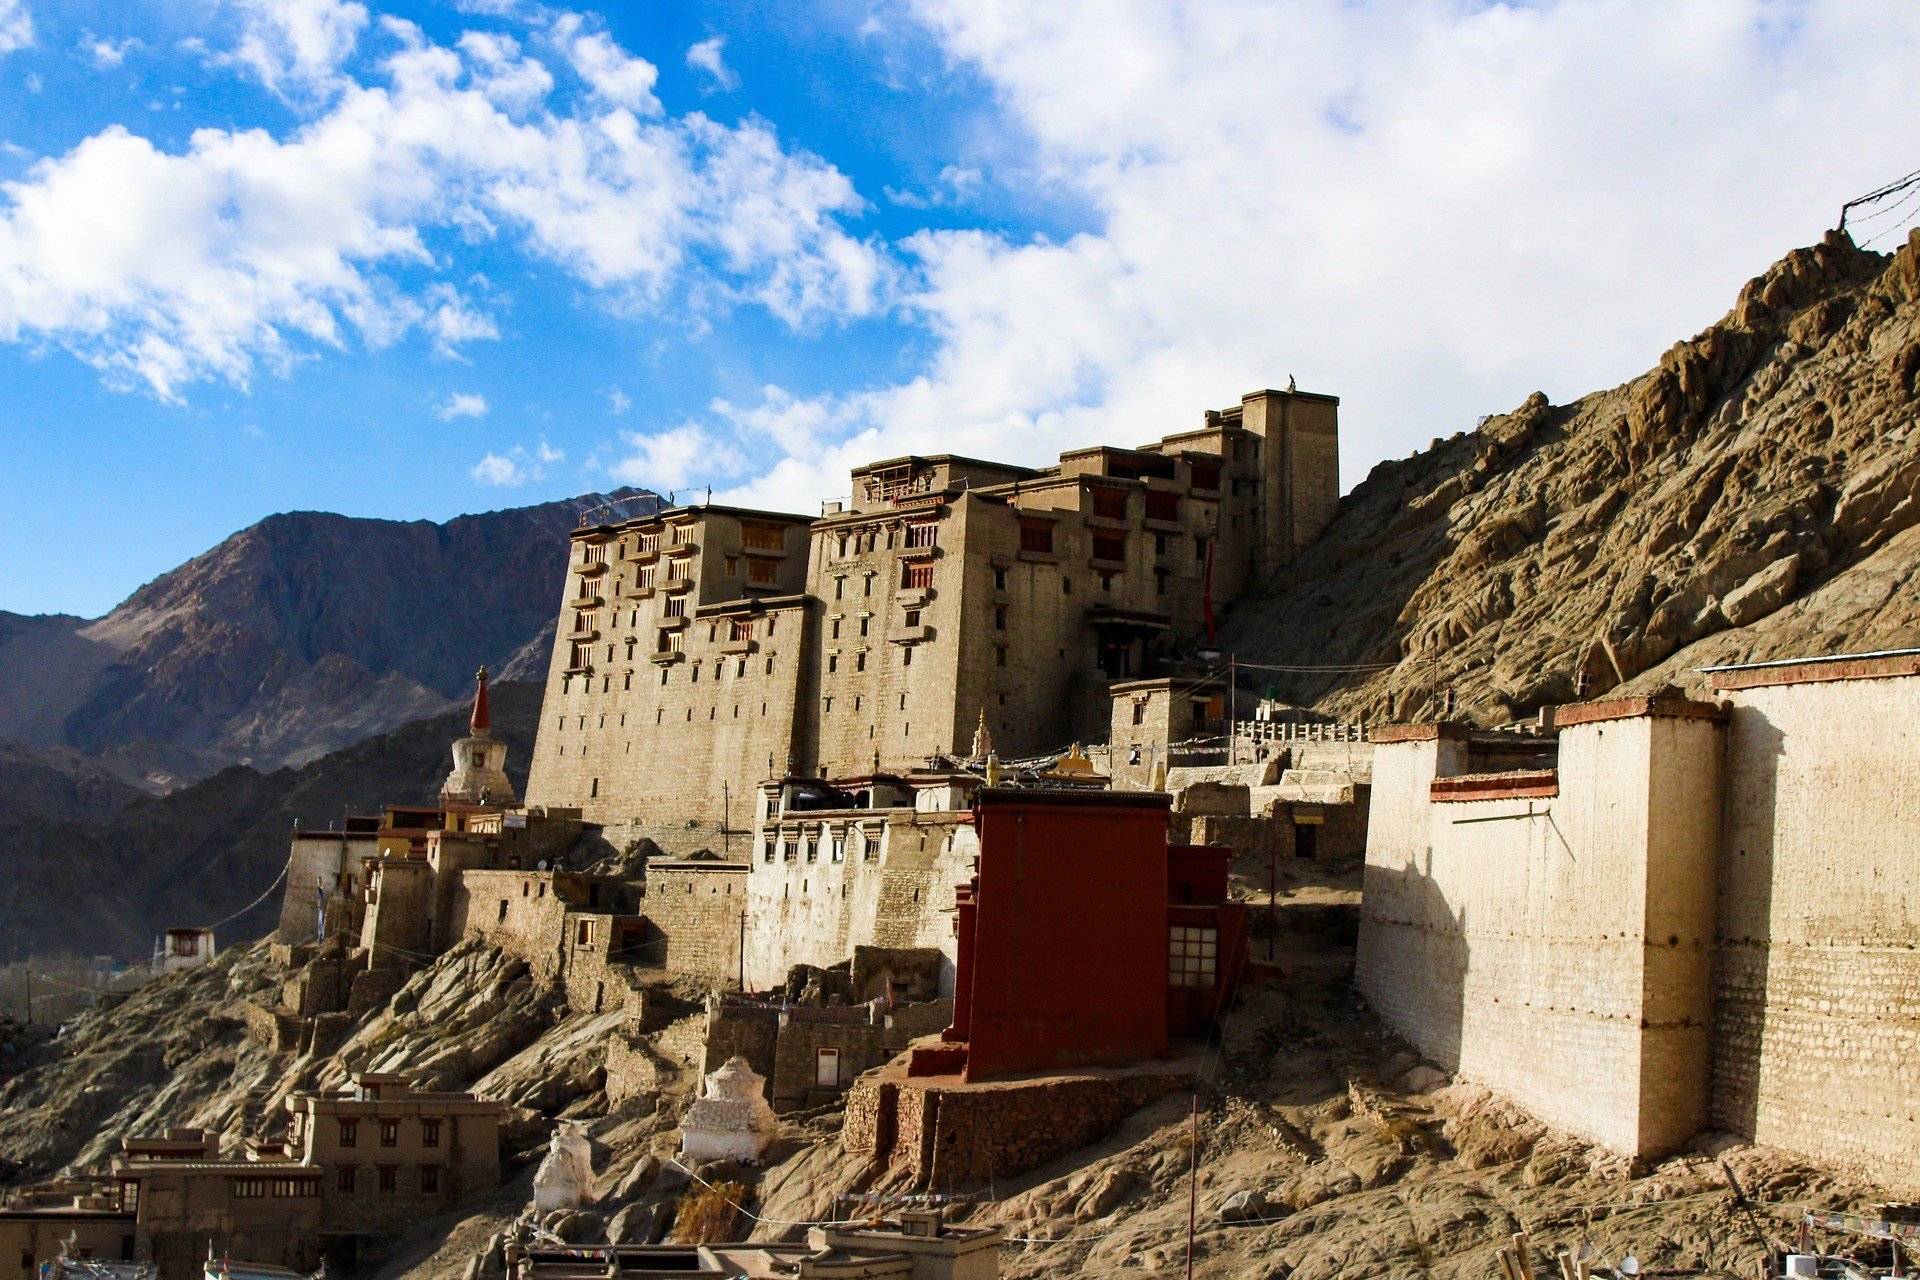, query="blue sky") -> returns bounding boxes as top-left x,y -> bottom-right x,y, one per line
3,0 -> 1920,618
